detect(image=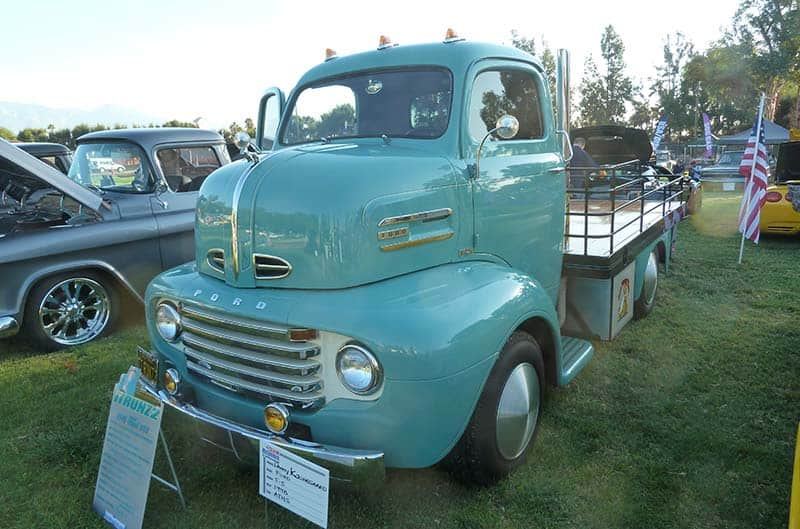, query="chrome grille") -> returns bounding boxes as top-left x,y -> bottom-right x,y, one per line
179,304 -> 323,409
207,249 -> 225,273
253,253 -> 292,279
